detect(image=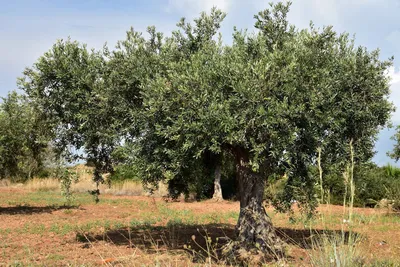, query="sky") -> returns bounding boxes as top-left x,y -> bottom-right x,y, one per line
1,0 -> 400,165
